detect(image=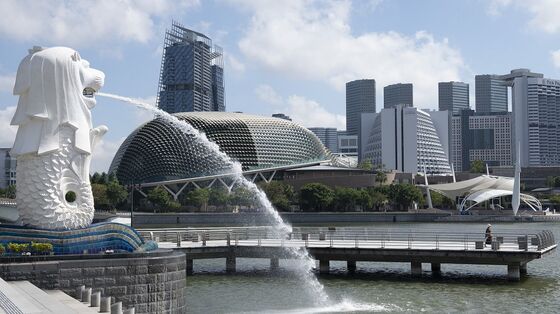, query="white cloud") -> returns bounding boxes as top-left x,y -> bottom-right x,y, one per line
488,0 -> 560,34
0,0 -> 199,47
487,0 -> 512,16
255,84 -> 282,106
234,0 -> 466,107
552,49 -> 560,69
287,95 -> 345,129
91,137 -> 125,173
255,84 -> 345,129
226,54 -> 246,73
0,106 -> 17,147
0,73 -> 15,93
